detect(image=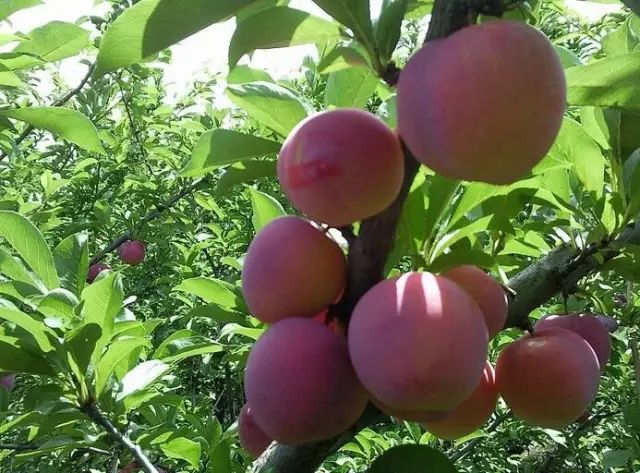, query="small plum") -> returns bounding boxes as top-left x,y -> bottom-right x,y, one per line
496,327 -> 600,429
0,374 -> 15,392
442,265 -> 508,339
242,216 -> 346,323
398,20 -> 566,184
278,108 -> 404,226
238,404 -> 272,458
422,361 -> 498,440
244,317 -> 368,444
348,272 -> 489,411
534,313 -> 611,369
87,263 -> 110,283
119,240 -> 146,266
